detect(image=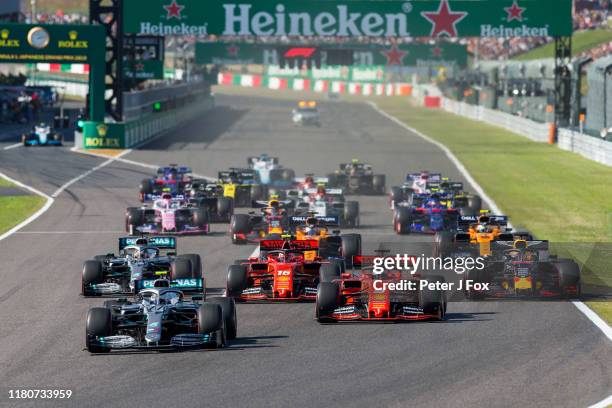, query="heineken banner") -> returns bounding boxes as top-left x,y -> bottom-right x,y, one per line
124,0 -> 572,38
196,42 -> 467,68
